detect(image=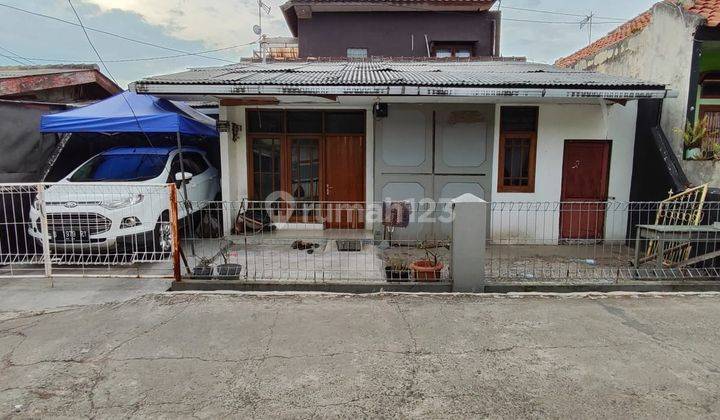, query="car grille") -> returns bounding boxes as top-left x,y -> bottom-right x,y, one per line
46,213 -> 112,235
